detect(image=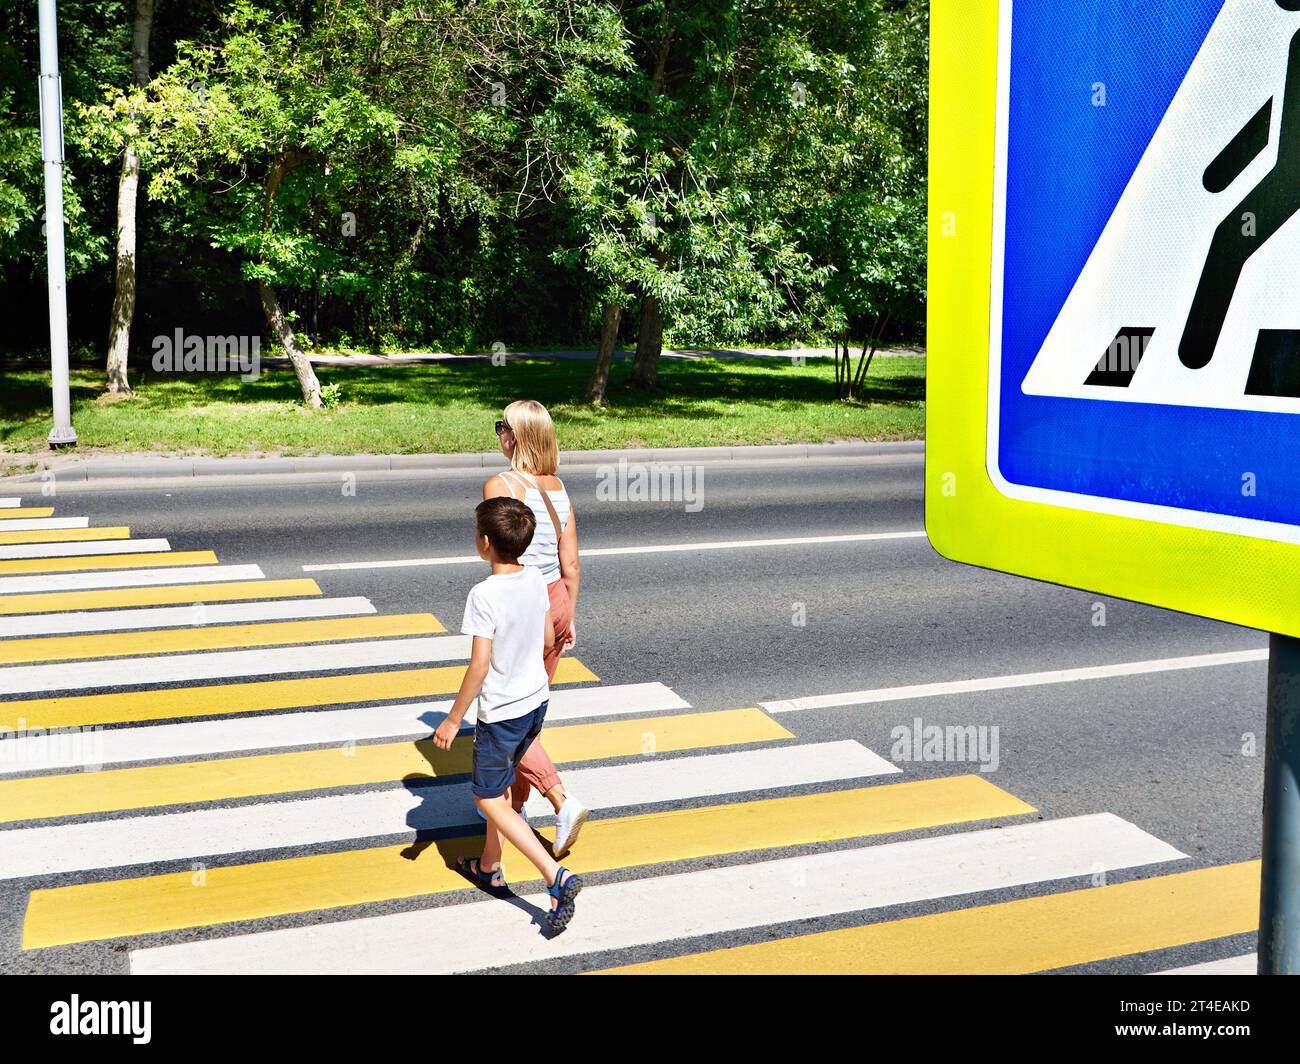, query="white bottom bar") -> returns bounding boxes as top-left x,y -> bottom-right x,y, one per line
0,596 -> 375,640
128,813 -> 1185,974
0,741 -> 892,879
0,539 -> 169,561
0,518 -> 90,532
0,564 -> 264,597
0,681 -> 689,774
0,634 -> 471,695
